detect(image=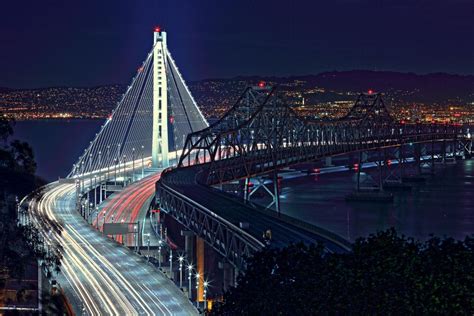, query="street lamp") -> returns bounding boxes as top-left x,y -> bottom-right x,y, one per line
145,233 -> 150,260
102,211 -> 106,233
158,240 -> 162,268
123,154 -> 126,185
111,214 -> 115,240
89,202 -> 93,223
134,224 -> 138,252
169,249 -> 173,280
187,264 -> 193,299
178,256 -> 184,288
203,281 -> 209,311
132,147 -> 135,182
95,207 -> 99,229
141,145 -> 144,179
195,272 -> 200,308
